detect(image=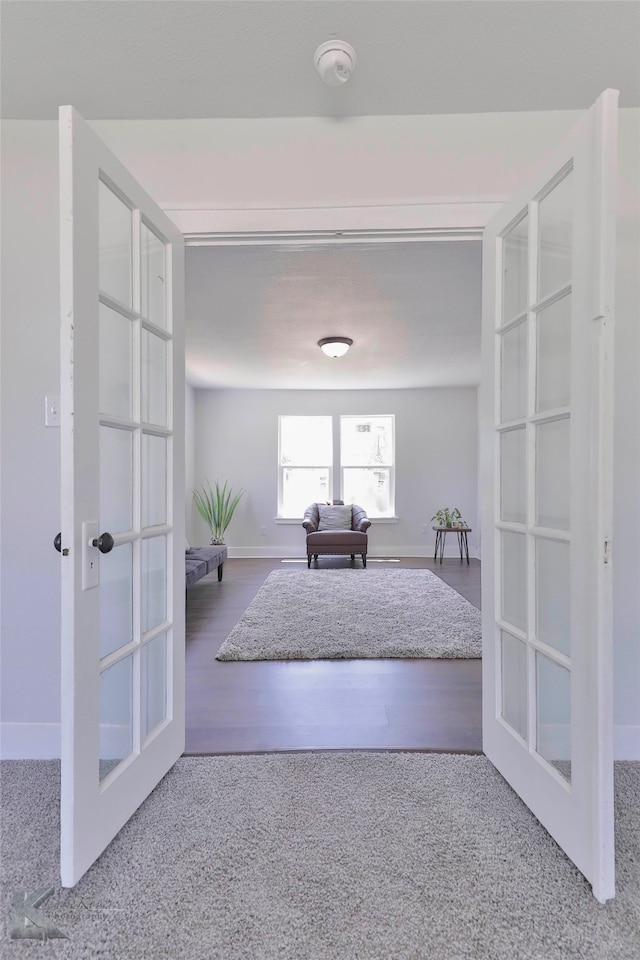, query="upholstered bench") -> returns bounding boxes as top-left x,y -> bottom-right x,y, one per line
185,544 -> 228,590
